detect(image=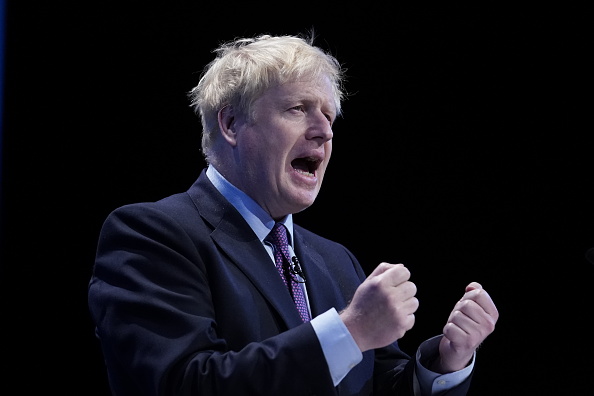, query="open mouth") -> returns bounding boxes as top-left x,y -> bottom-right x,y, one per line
291,157 -> 321,177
